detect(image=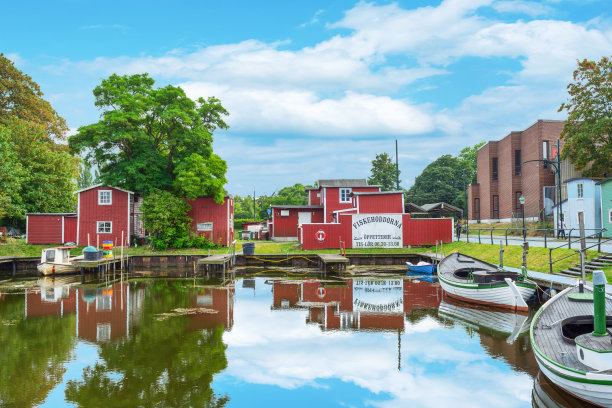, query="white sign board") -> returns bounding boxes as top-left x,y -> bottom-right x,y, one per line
352,214 -> 403,248
197,222 -> 213,231
353,279 -> 403,313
